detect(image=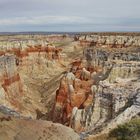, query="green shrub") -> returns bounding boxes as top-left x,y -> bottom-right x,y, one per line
109,119 -> 140,140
